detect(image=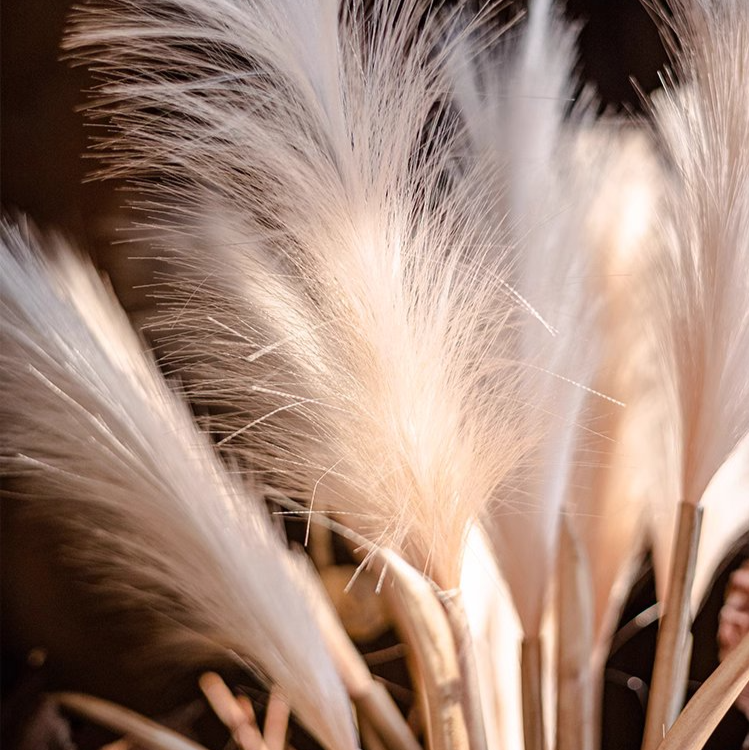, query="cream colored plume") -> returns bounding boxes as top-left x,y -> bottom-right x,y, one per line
647,0 -> 749,585
0,220 -> 358,750
451,0 -> 608,642
66,0 -> 532,592
570,129 -> 663,649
